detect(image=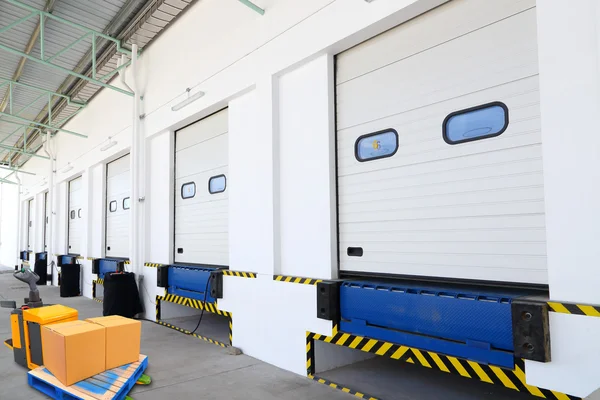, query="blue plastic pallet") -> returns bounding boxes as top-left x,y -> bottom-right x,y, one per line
28,355 -> 148,400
